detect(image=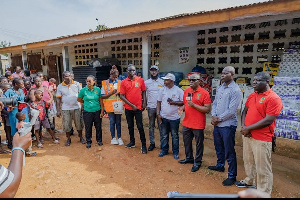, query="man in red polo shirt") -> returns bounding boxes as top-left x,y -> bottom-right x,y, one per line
120,64 -> 147,154
235,72 -> 283,195
178,73 -> 211,172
